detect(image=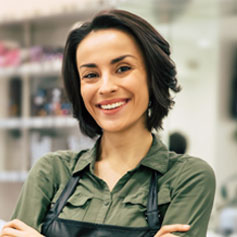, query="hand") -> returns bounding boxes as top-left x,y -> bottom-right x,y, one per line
154,224 -> 190,237
0,219 -> 44,237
